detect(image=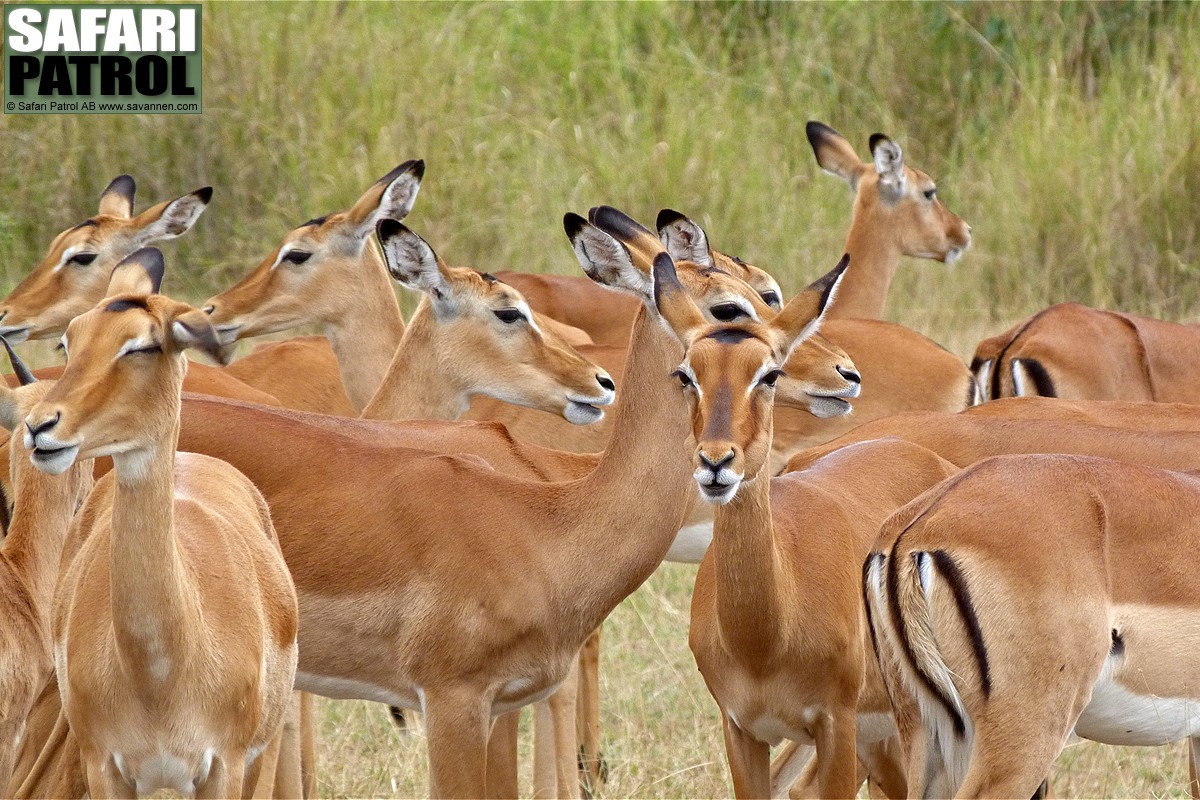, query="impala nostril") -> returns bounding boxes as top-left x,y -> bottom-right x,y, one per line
597,375 -> 615,392
699,451 -> 735,471
837,365 -> 861,384
27,411 -> 60,438
202,305 -> 215,315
